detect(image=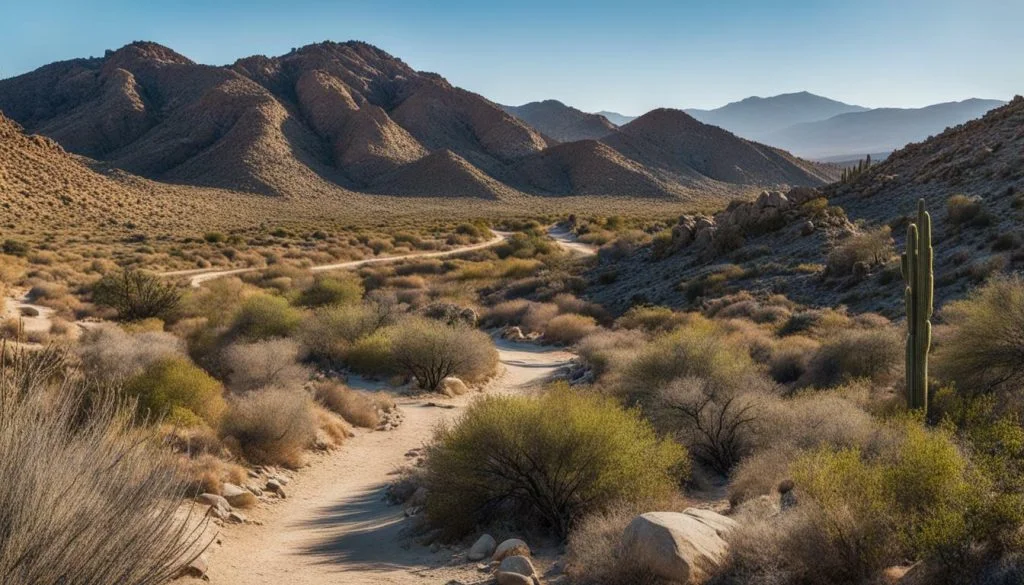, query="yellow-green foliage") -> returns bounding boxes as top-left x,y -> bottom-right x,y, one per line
181,277 -> 251,327
344,330 -> 396,377
125,357 -> 226,426
297,274 -> 363,307
299,303 -> 389,365
424,384 -> 688,538
230,294 -> 302,340
389,317 -> 498,390
454,258 -> 542,280
615,305 -> 691,332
